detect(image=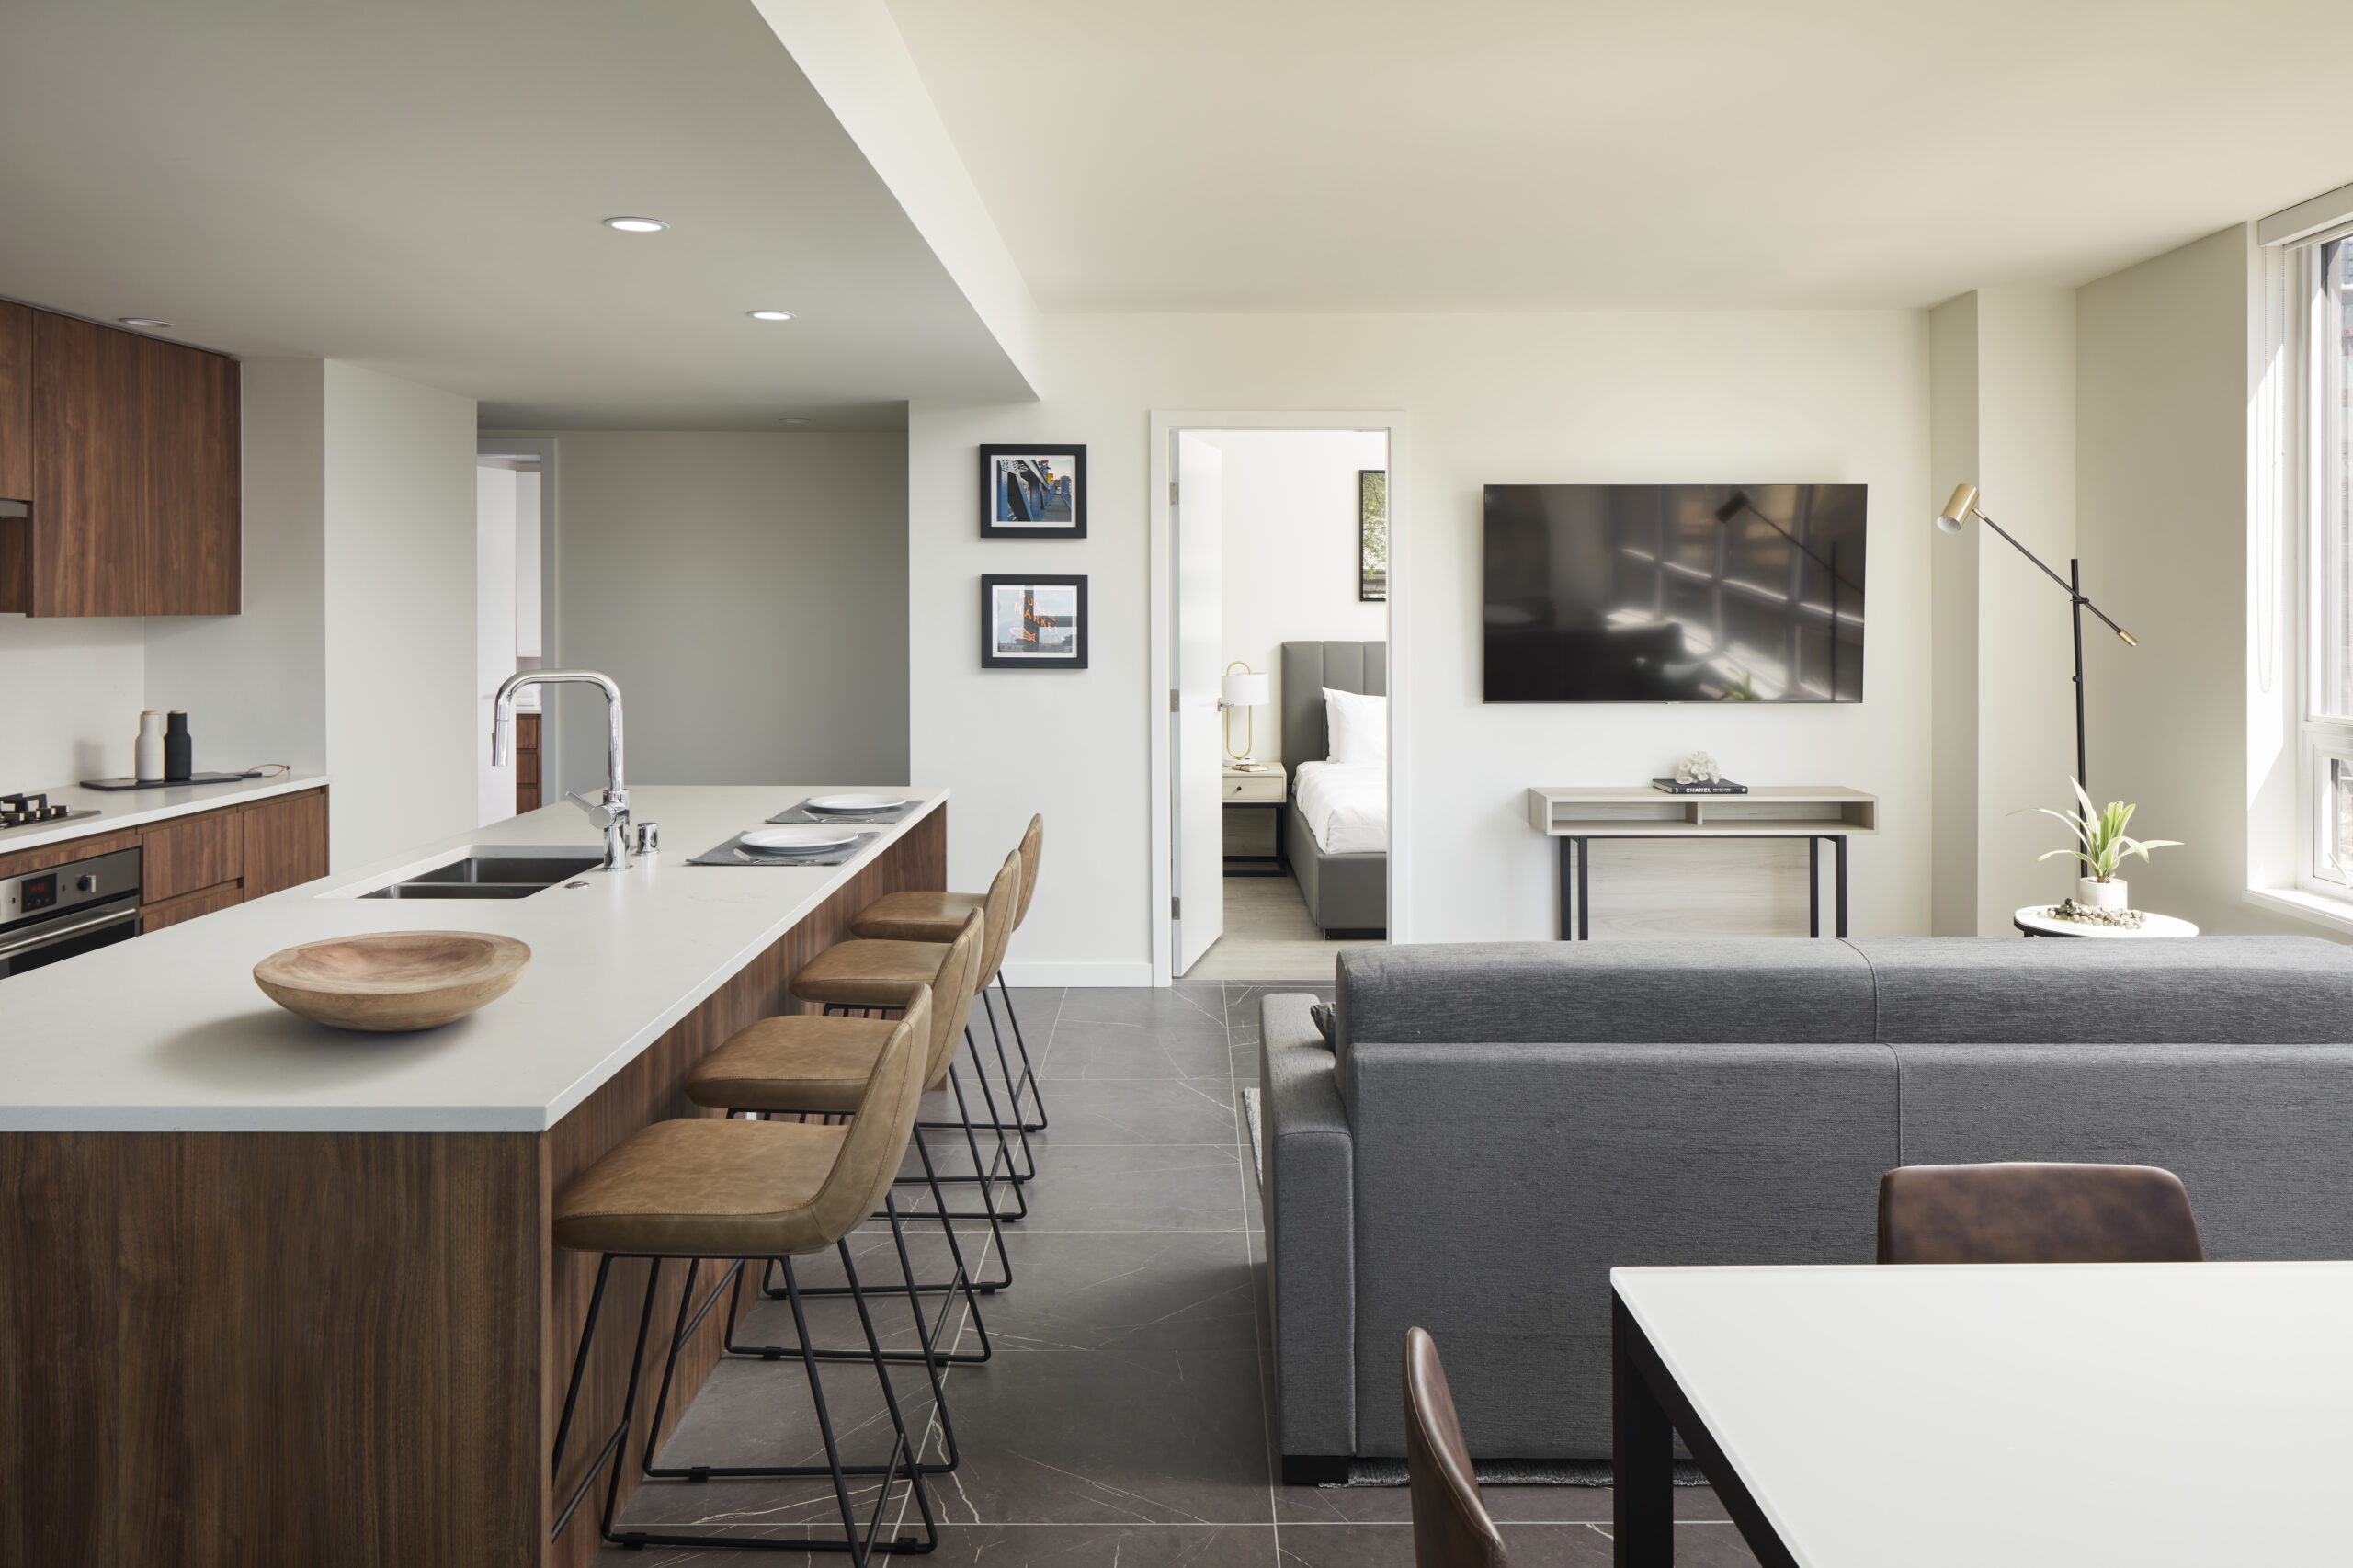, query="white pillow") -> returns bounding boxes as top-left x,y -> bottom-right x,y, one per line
1323,687 -> 1388,763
